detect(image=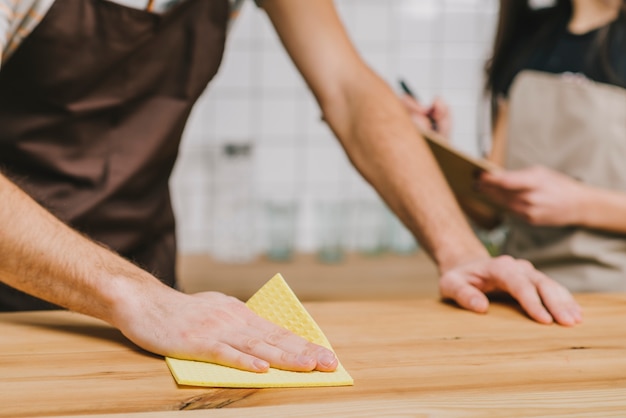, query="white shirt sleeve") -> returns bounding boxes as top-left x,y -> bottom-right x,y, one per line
0,0 -> 14,66
0,0 -> 55,65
